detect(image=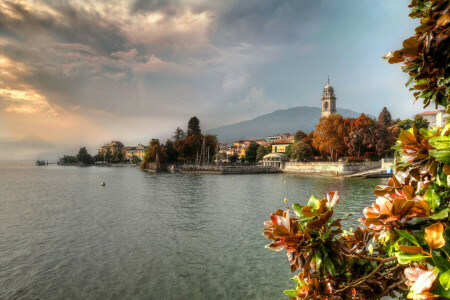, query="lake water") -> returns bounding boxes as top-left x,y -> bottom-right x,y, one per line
0,162 -> 386,299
